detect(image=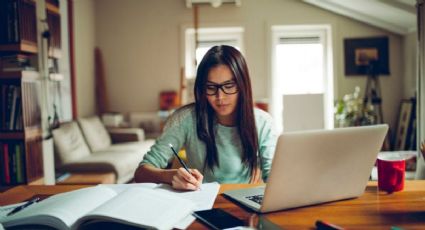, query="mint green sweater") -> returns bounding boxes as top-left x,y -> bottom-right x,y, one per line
140,105 -> 278,183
